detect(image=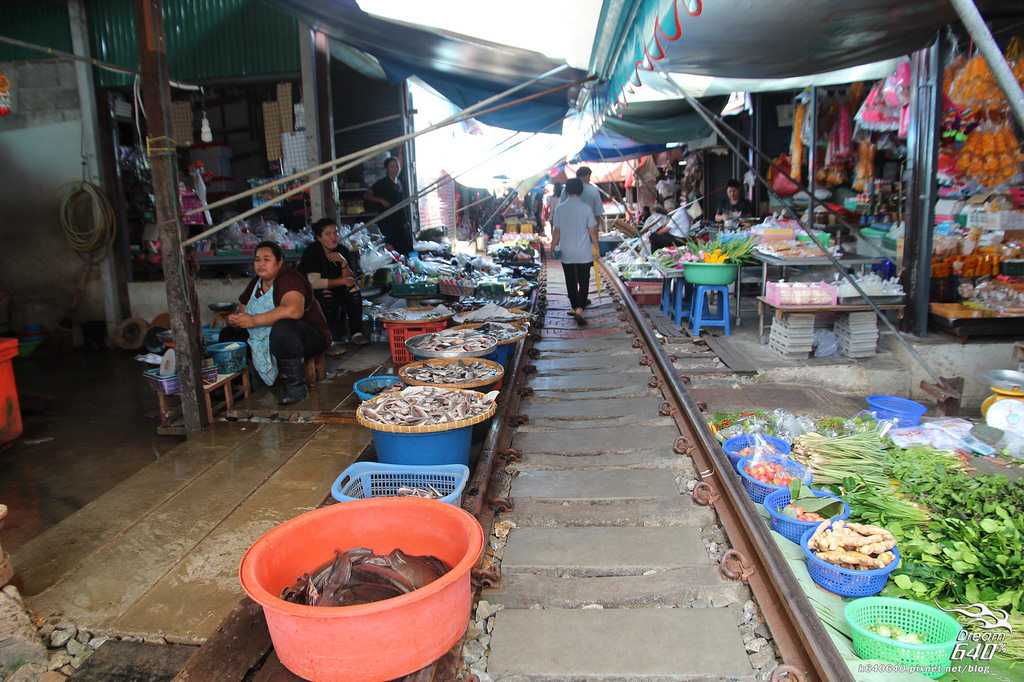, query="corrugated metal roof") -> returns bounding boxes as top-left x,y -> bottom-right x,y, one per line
87,0 -> 300,86
0,1 -> 73,62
